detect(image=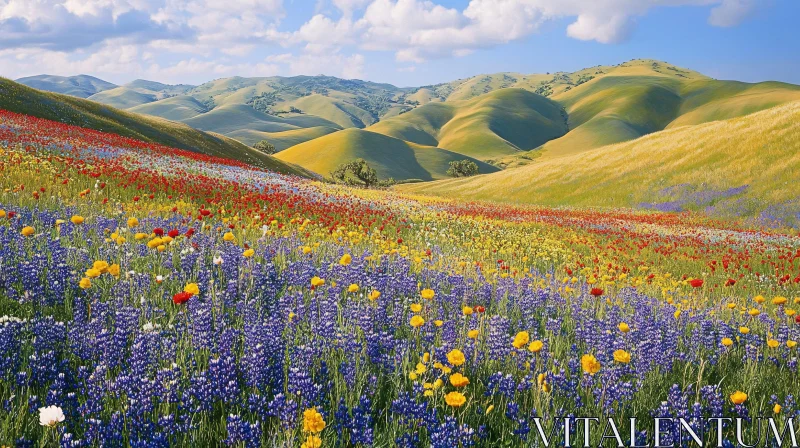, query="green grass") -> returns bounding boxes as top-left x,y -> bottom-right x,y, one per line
227,126 -> 341,150
285,94 -> 377,129
368,88 -> 568,160
16,59 -> 800,183
0,77 -> 313,177
180,103 -> 341,135
128,95 -> 210,121
534,68 -> 800,160
275,128 -> 500,181
87,87 -> 157,109
398,100 -> 800,225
